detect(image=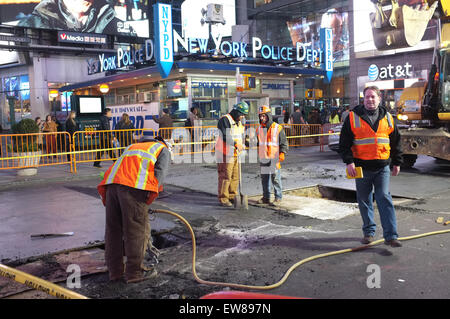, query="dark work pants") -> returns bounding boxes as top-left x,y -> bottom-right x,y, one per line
105,184 -> 152,281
